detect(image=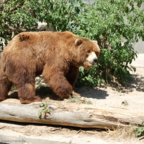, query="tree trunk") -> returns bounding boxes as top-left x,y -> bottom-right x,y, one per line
0,102 -> 143,129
